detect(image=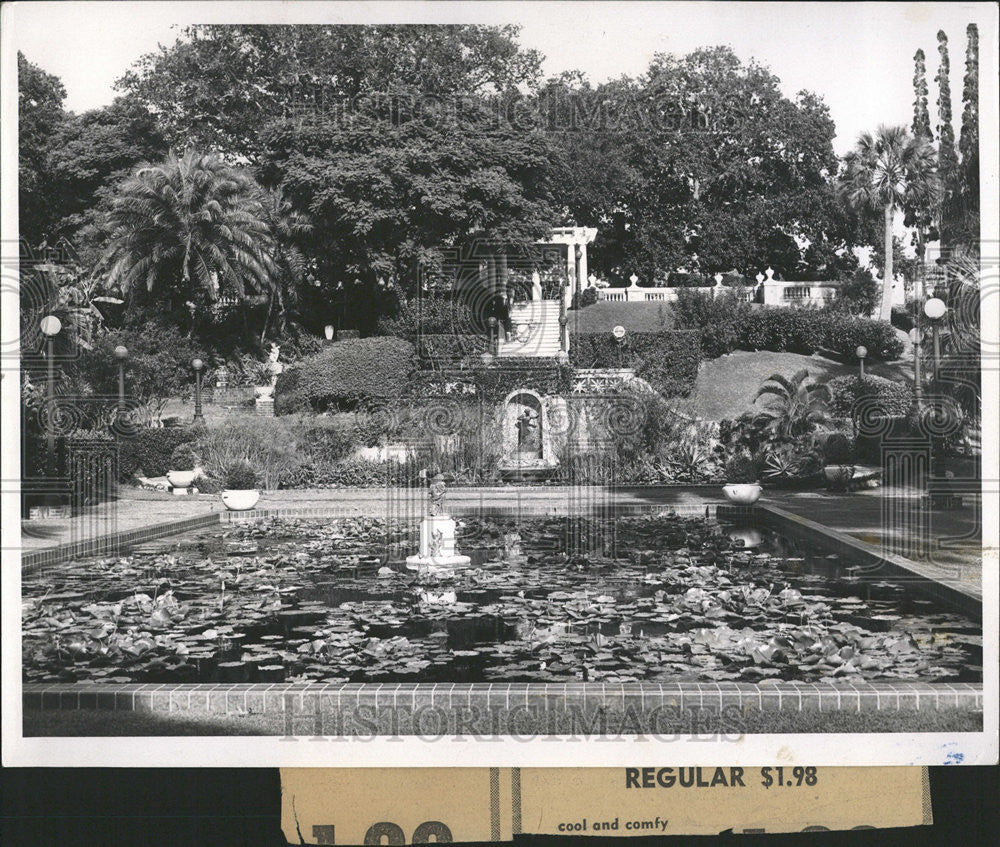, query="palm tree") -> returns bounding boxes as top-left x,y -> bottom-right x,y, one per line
101,151 -> 278,313
841,126 -> 940,320
256,187 -> 313,339
753,370 -> 831,442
